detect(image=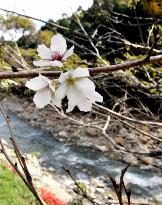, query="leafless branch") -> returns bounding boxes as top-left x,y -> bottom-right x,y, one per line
0,53 -> 162,79
94,103 -> 162,127
109,164 -> 131,205
63,167 -> 99,205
